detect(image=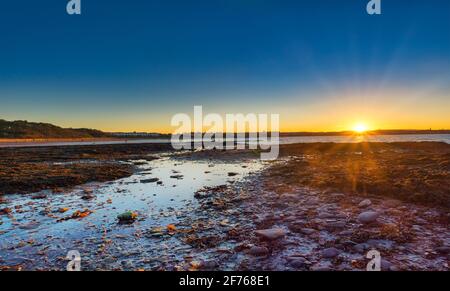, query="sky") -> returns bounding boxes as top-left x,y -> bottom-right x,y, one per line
0,0 -> 449,133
